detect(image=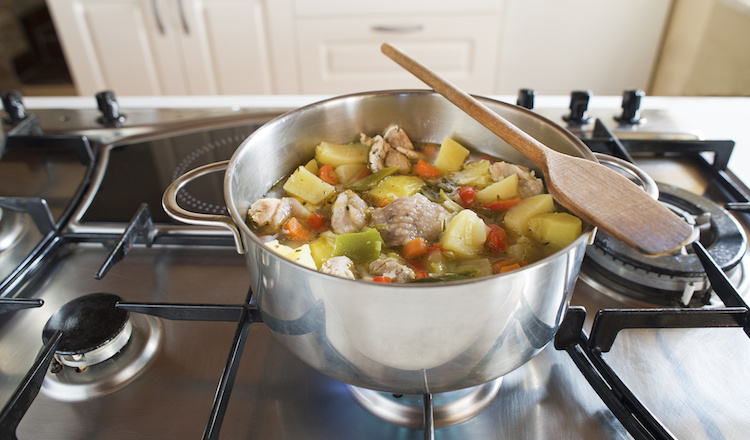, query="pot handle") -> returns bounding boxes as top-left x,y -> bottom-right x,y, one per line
162,160 -> 245,254
593,153 -> 659,200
